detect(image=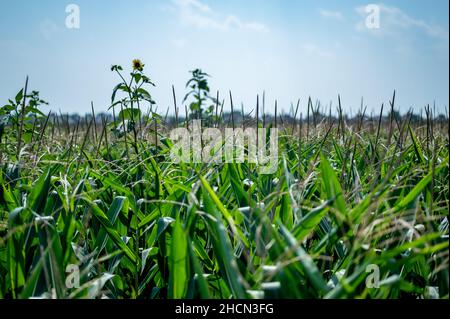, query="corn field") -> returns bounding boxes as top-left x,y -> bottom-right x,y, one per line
0,65 -> 448,299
